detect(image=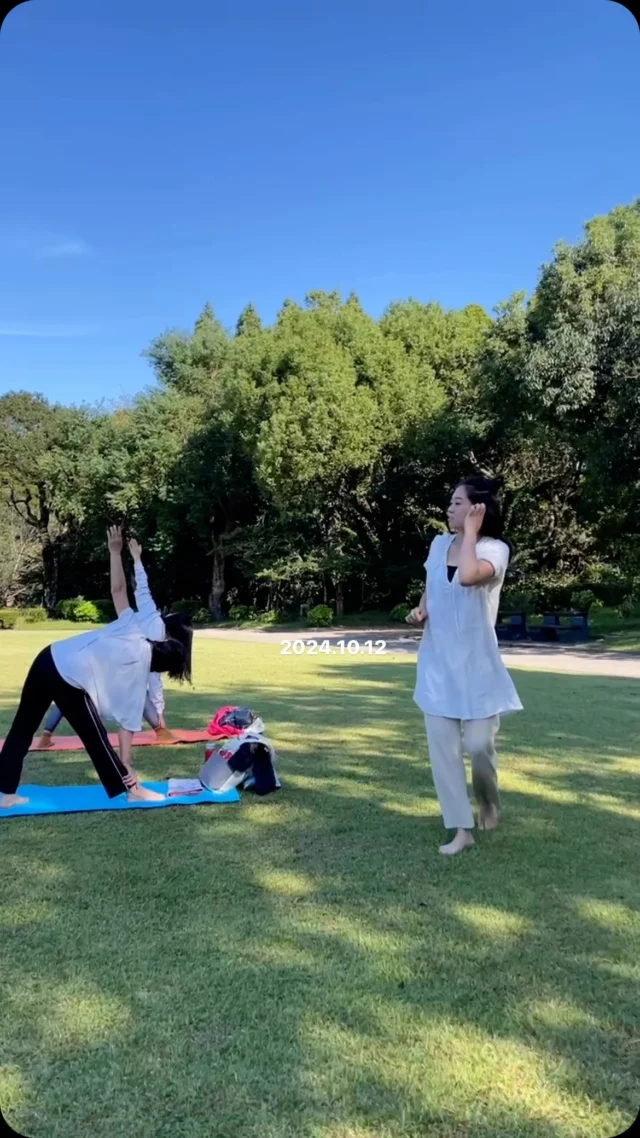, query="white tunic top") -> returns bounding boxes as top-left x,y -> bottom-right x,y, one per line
413,533 -> 523,721
51,609 -> 152,732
